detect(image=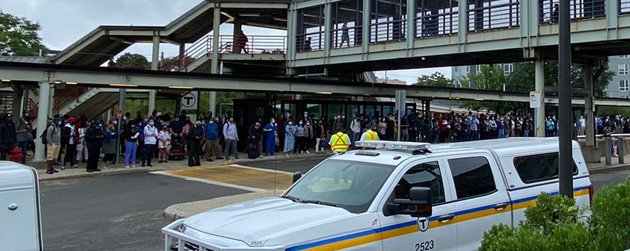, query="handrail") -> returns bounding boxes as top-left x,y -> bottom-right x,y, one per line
577,133 -> 630,139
